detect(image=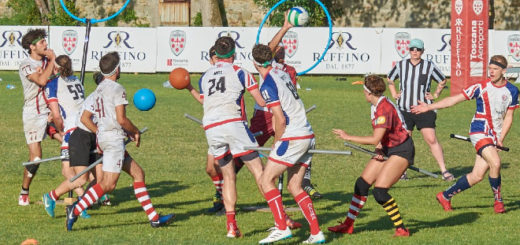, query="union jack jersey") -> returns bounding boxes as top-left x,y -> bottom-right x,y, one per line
371,96 -> 409,148
19,57 -> 50,115
199,61 -> 257,130
260,68 -> 313,140
45,76 -> 85,133
462,80 -> 519,138
254,61 -> 297,112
